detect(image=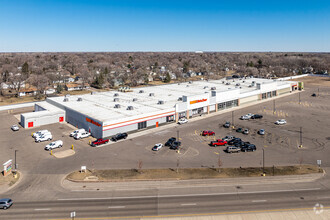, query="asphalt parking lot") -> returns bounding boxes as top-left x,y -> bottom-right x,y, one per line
1,77 -> 329,175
